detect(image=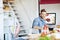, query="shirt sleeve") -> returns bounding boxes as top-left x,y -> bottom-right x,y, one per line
32,19 -> 39,28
